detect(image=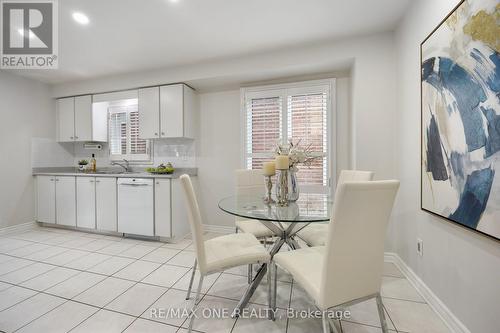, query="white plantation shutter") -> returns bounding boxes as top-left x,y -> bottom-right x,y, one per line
129,110 -> 147,154
288,90 -> 328,186
109,112 -> 127,155
243,81 -> 332,192
245,92 -> 283,169
108,102 -> 150,161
